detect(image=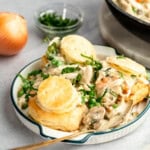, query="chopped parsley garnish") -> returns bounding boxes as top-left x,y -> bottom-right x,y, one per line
81,54 -> 102,82
131,74 -> 137,78
104,68 -> 111,76
132,6 -> 137,13
28,69 -> 49,80
96,89 -> 108,103
21,103 -> 28,110
51,58 -> 63,67
72,73 -> 82,85
38,12 -> 79,27
46,42 -> 59,59
61,66 -> 80,74
28,69 -> 42,77
118,71 -> 124,78
18,74 -> 37,100
116,55 -> 125,59
112,103 -> 118,109
81,54 -> 102,71
109,89 -> 118,98
146,71 -> 150,81
147,96 -> 150,99
80,85 -> 107,108
41,72 -> 49,80
45,42 -> 64,67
